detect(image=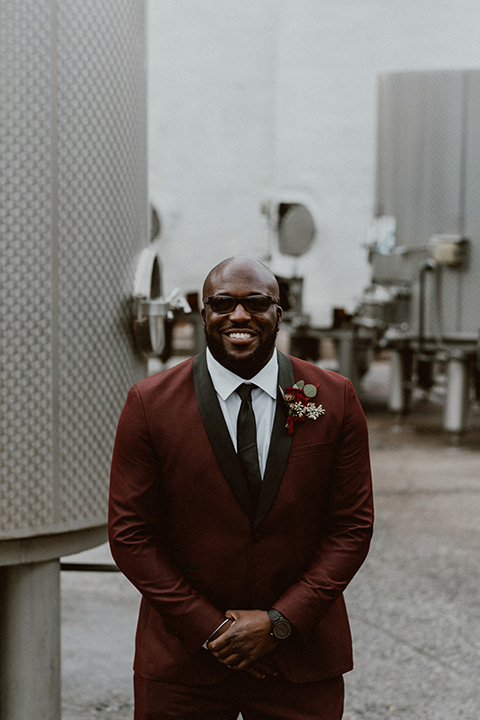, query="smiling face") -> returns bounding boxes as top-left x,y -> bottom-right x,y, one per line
201,257 -> 283,379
